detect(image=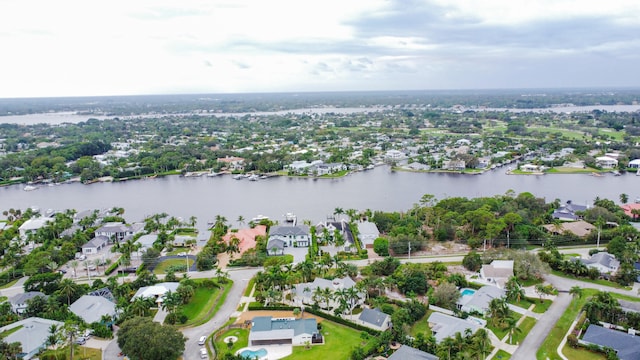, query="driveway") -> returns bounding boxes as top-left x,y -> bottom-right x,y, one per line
283,247 -> 307,264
